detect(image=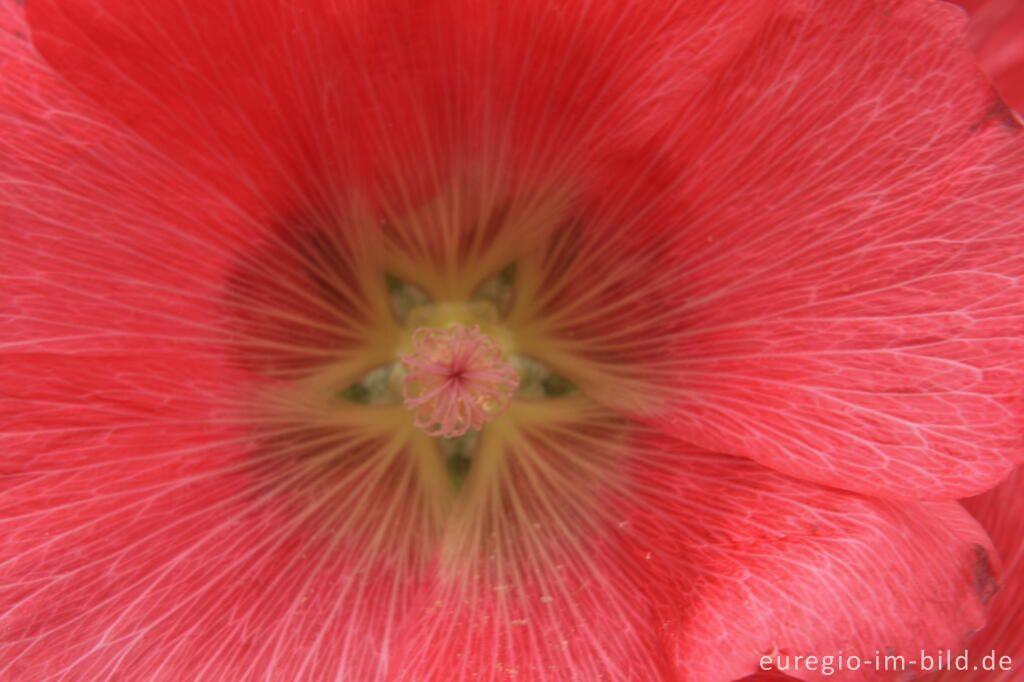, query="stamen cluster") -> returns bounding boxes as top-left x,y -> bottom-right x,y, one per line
400,324 -> 519,437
